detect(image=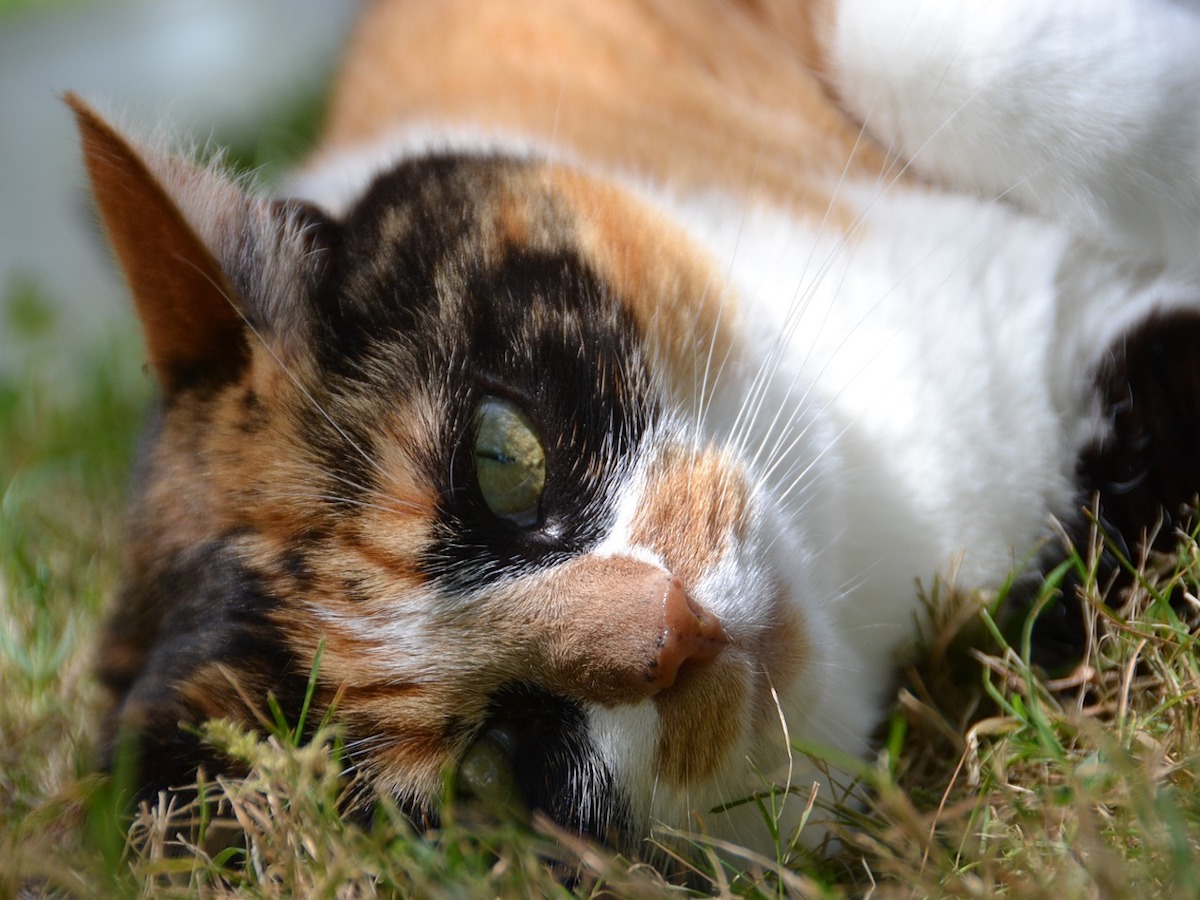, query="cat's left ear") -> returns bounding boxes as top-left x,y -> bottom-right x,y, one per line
67,93 -> 336,393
